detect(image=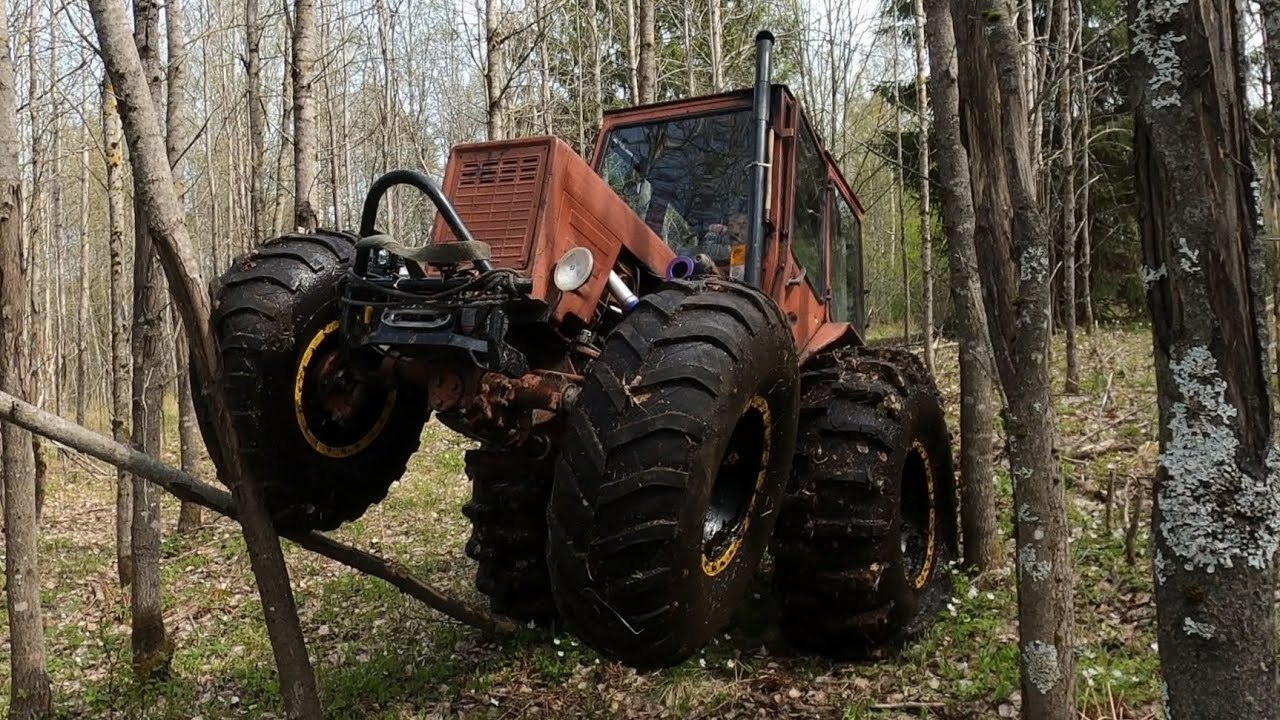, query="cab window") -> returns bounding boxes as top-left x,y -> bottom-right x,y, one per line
792,121 -> 826,295
833,196 -> 864,328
